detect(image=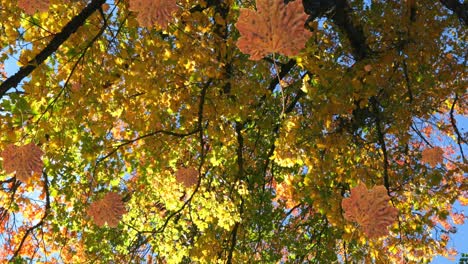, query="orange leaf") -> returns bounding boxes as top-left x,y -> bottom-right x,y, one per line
235,0 -> 312,60
1,143 -> 44,182
341,183 -> 398,238
87,192 -> 127,227
18,0 -> 50,15
421,146 -> 444,167
128,0 -> 178,28
175,167 -> 198,188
